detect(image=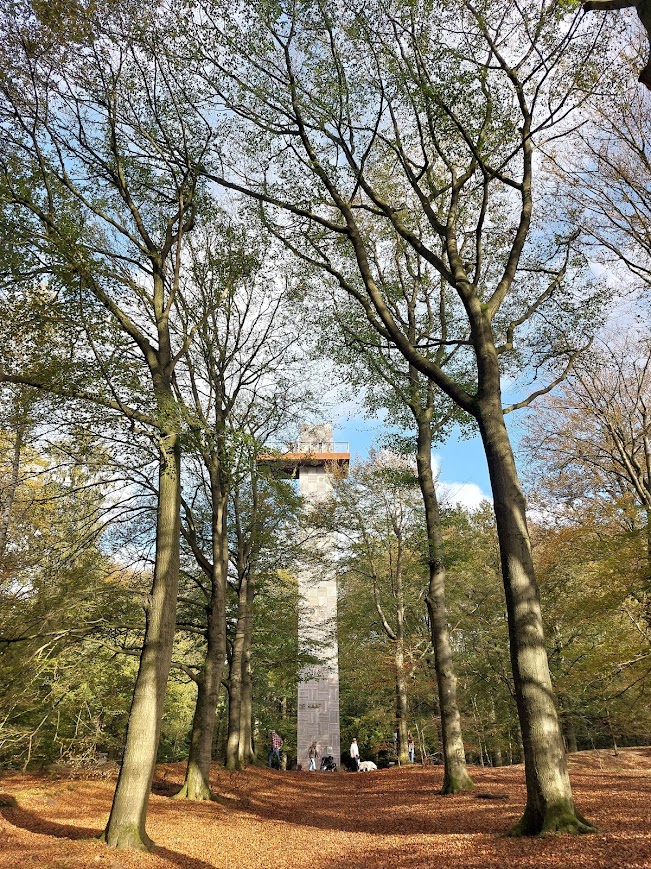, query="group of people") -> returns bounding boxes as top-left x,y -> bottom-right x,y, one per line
269,732 -> 327,772
309,736 -> 363,772
269,730 -> 417,771
269,732 -> 330,771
